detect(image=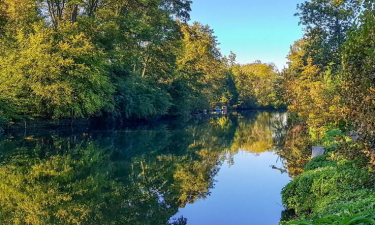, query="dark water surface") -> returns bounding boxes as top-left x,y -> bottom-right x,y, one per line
0,111 -> 290,225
